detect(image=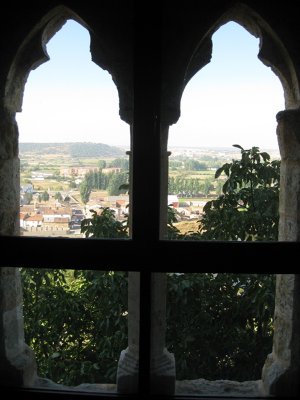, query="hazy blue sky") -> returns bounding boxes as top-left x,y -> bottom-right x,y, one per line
17,19 -> 284,150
